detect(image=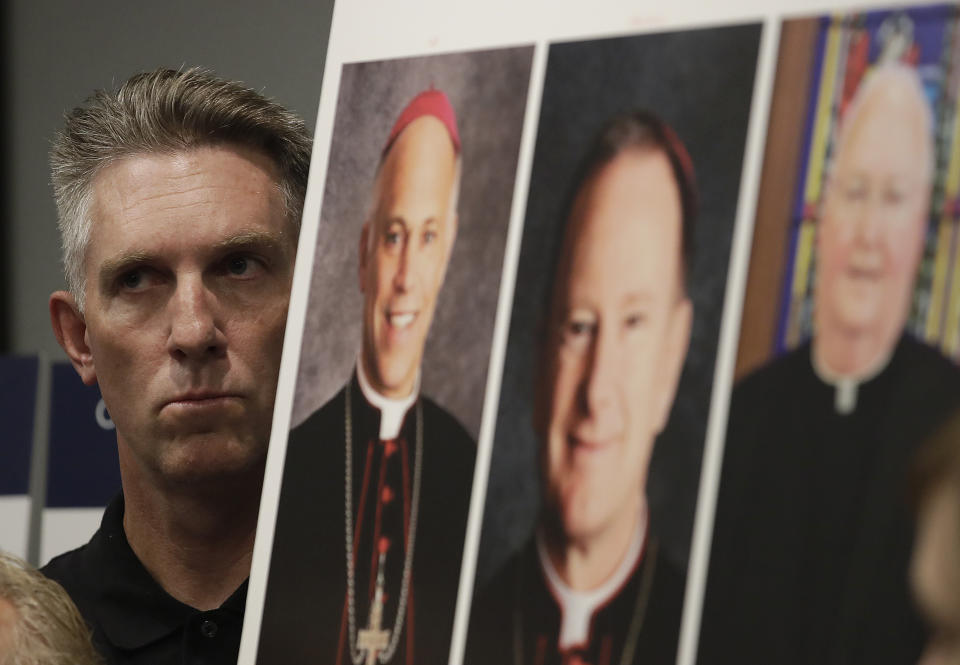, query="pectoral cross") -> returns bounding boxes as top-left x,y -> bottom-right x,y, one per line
358,552 -> 391,665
